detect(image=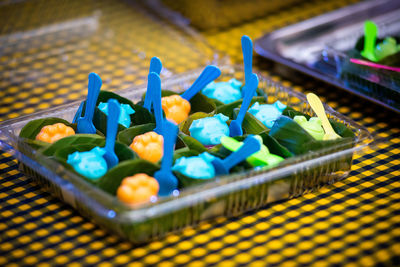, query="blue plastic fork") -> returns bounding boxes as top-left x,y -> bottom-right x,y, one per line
153,119 -> 179,196
148,72 -> 163,134
144,57 -> 162,111
241,35 -> 253,85
211,136 -> 260,175
72,101 -> 84,124
102,99 -> 120,169
229,73 -> 259,137
76,73 -> 102,134
180,65 -> 221,101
